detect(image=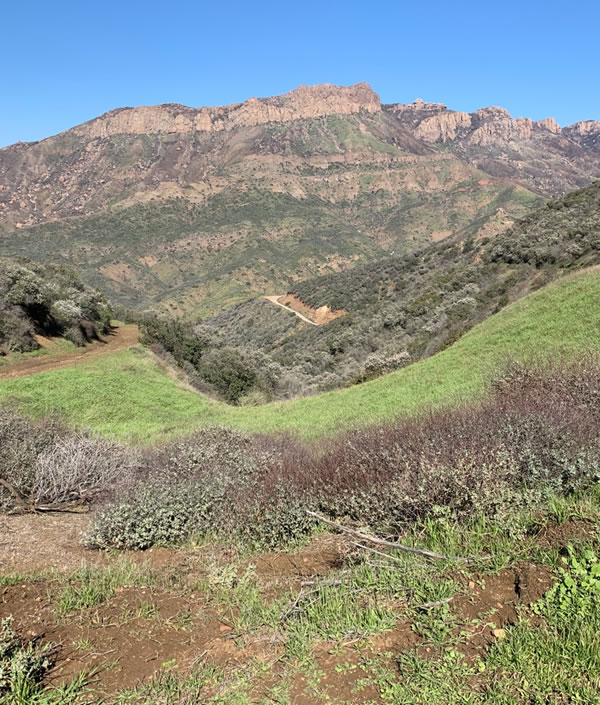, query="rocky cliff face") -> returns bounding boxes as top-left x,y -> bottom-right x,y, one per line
388,98 -> 600,194
77,83 -> 381,139
390,99 -> 600,148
